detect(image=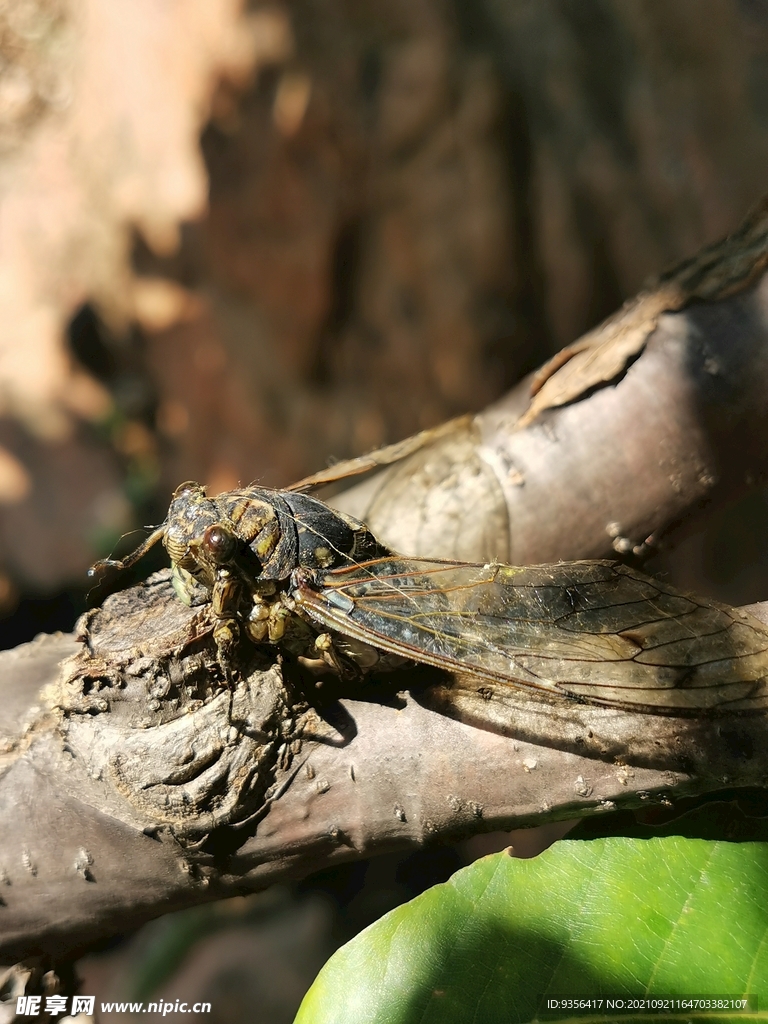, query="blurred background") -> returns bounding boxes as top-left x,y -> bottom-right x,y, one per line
4,0 -> 768,1019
